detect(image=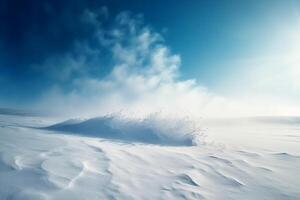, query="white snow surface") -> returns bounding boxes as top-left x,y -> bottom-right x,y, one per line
0,112 -> 300,200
